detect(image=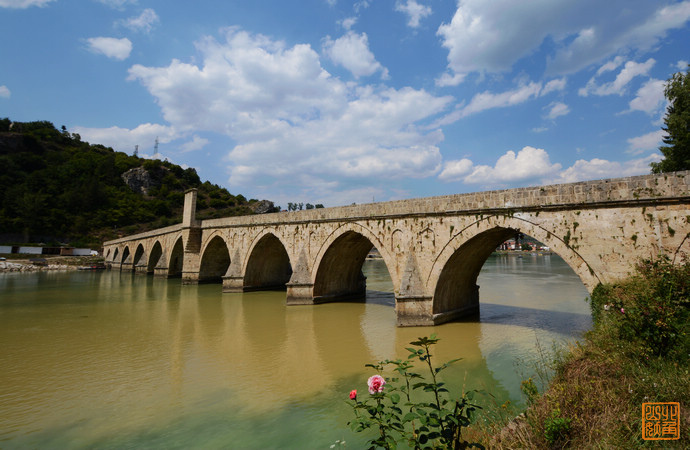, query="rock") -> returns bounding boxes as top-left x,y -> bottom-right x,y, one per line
121,167 -> 160,195
250,200 -> 277,214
